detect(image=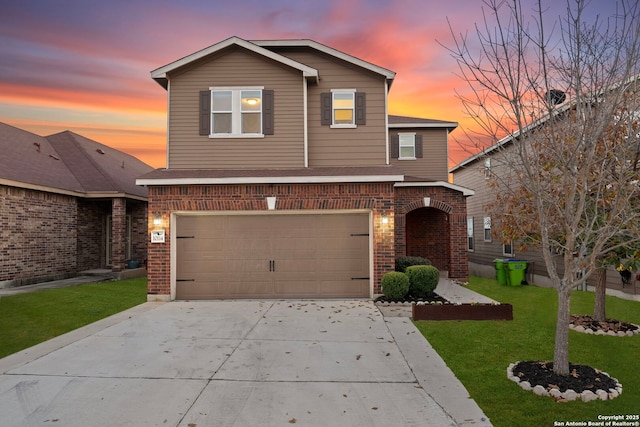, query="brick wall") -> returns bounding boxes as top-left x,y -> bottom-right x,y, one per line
147,183 -> 395,297
129,201 -> 148,266
0,186 -> 78,286
77,200 -> 109,271
395,186 -> 469,279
